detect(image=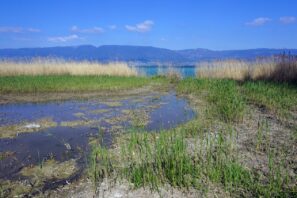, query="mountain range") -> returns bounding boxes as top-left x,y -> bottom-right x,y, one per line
0,45 -> 296,64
